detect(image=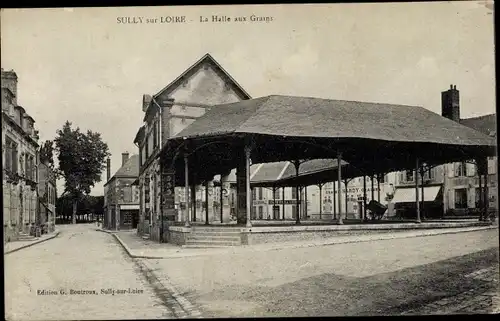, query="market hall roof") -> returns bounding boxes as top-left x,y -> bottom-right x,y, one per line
161,95 -> 496,185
